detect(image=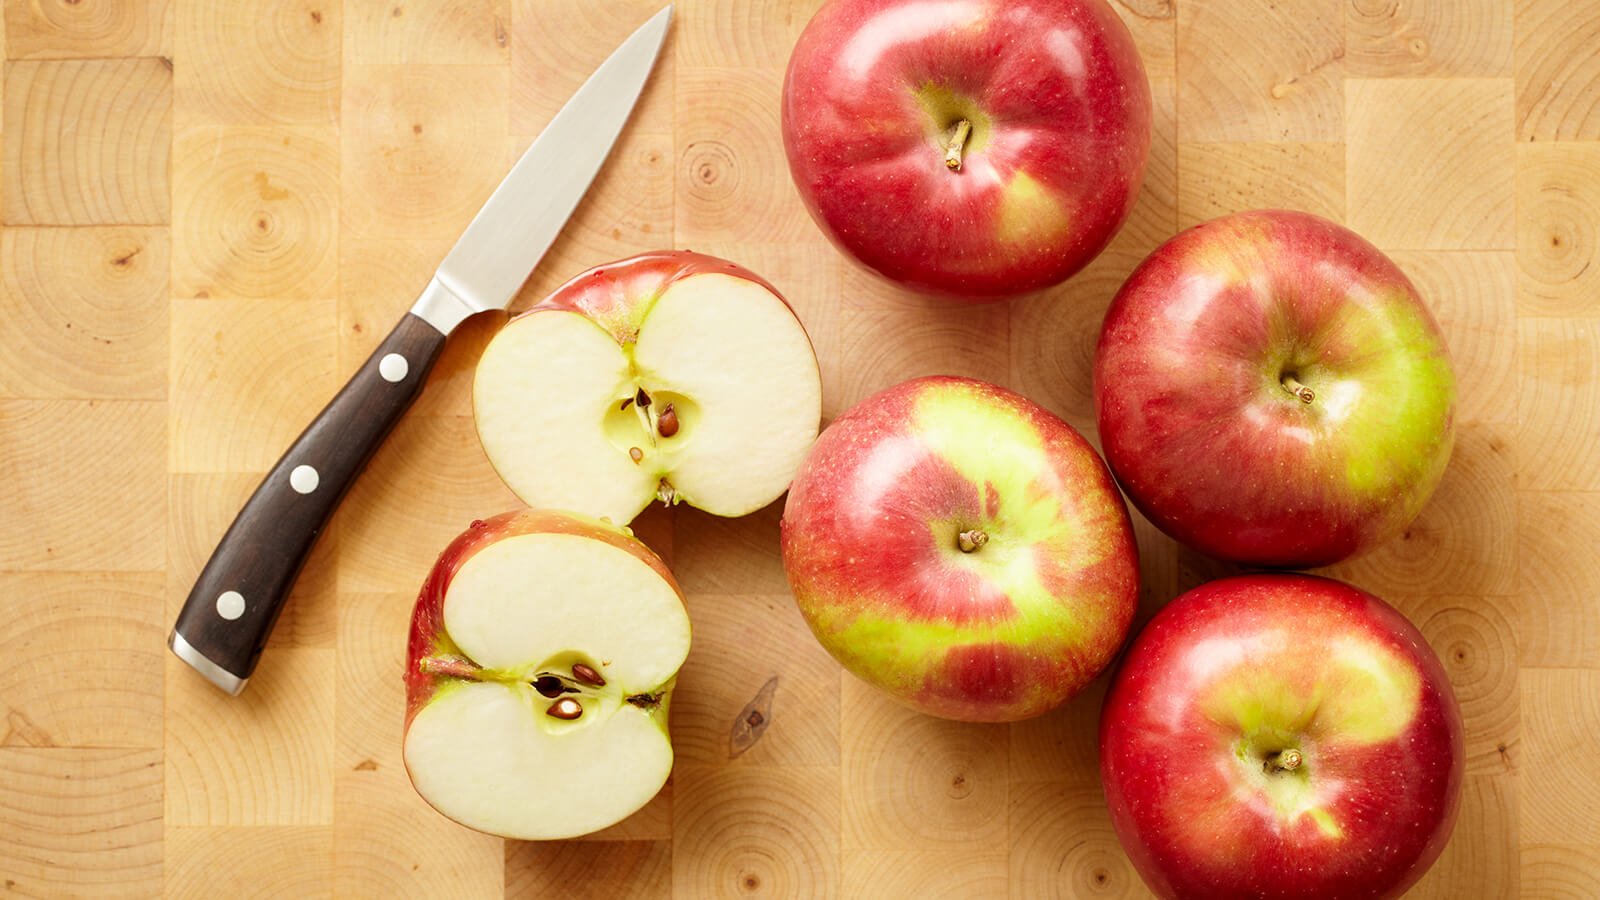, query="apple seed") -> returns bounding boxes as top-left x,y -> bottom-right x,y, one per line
571,662 -> 606,687
657,403 -> 680,438
620,396 -> 634,411
547,698 -> 583,720
533,675 -> 567,698
635,387 -> 652,409
629,446 -> 644,464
